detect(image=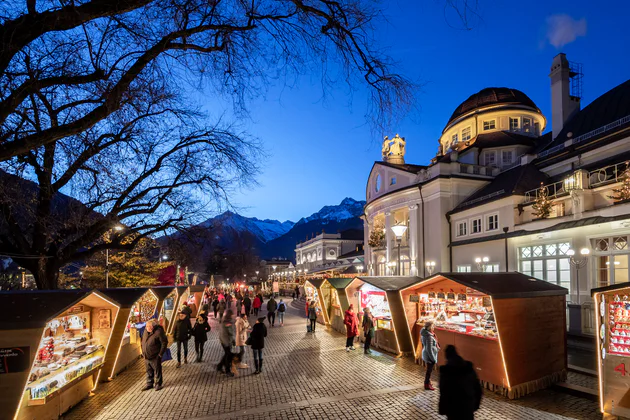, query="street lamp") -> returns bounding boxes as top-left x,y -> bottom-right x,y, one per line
255,270 -> 259,280
425,261 -> 436,276
391,224 -> 408,276
357,265 -> 364,274
475,257 -> 489,272
567,248 -> 590,303
387,261 -> 396,275
104,225 -> 125,288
